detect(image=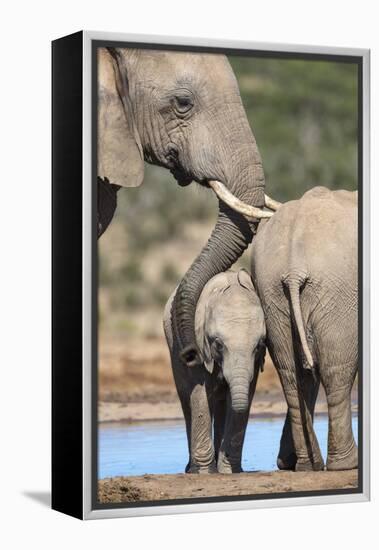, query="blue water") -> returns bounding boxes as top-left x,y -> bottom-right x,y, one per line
99,415 -> 358,479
